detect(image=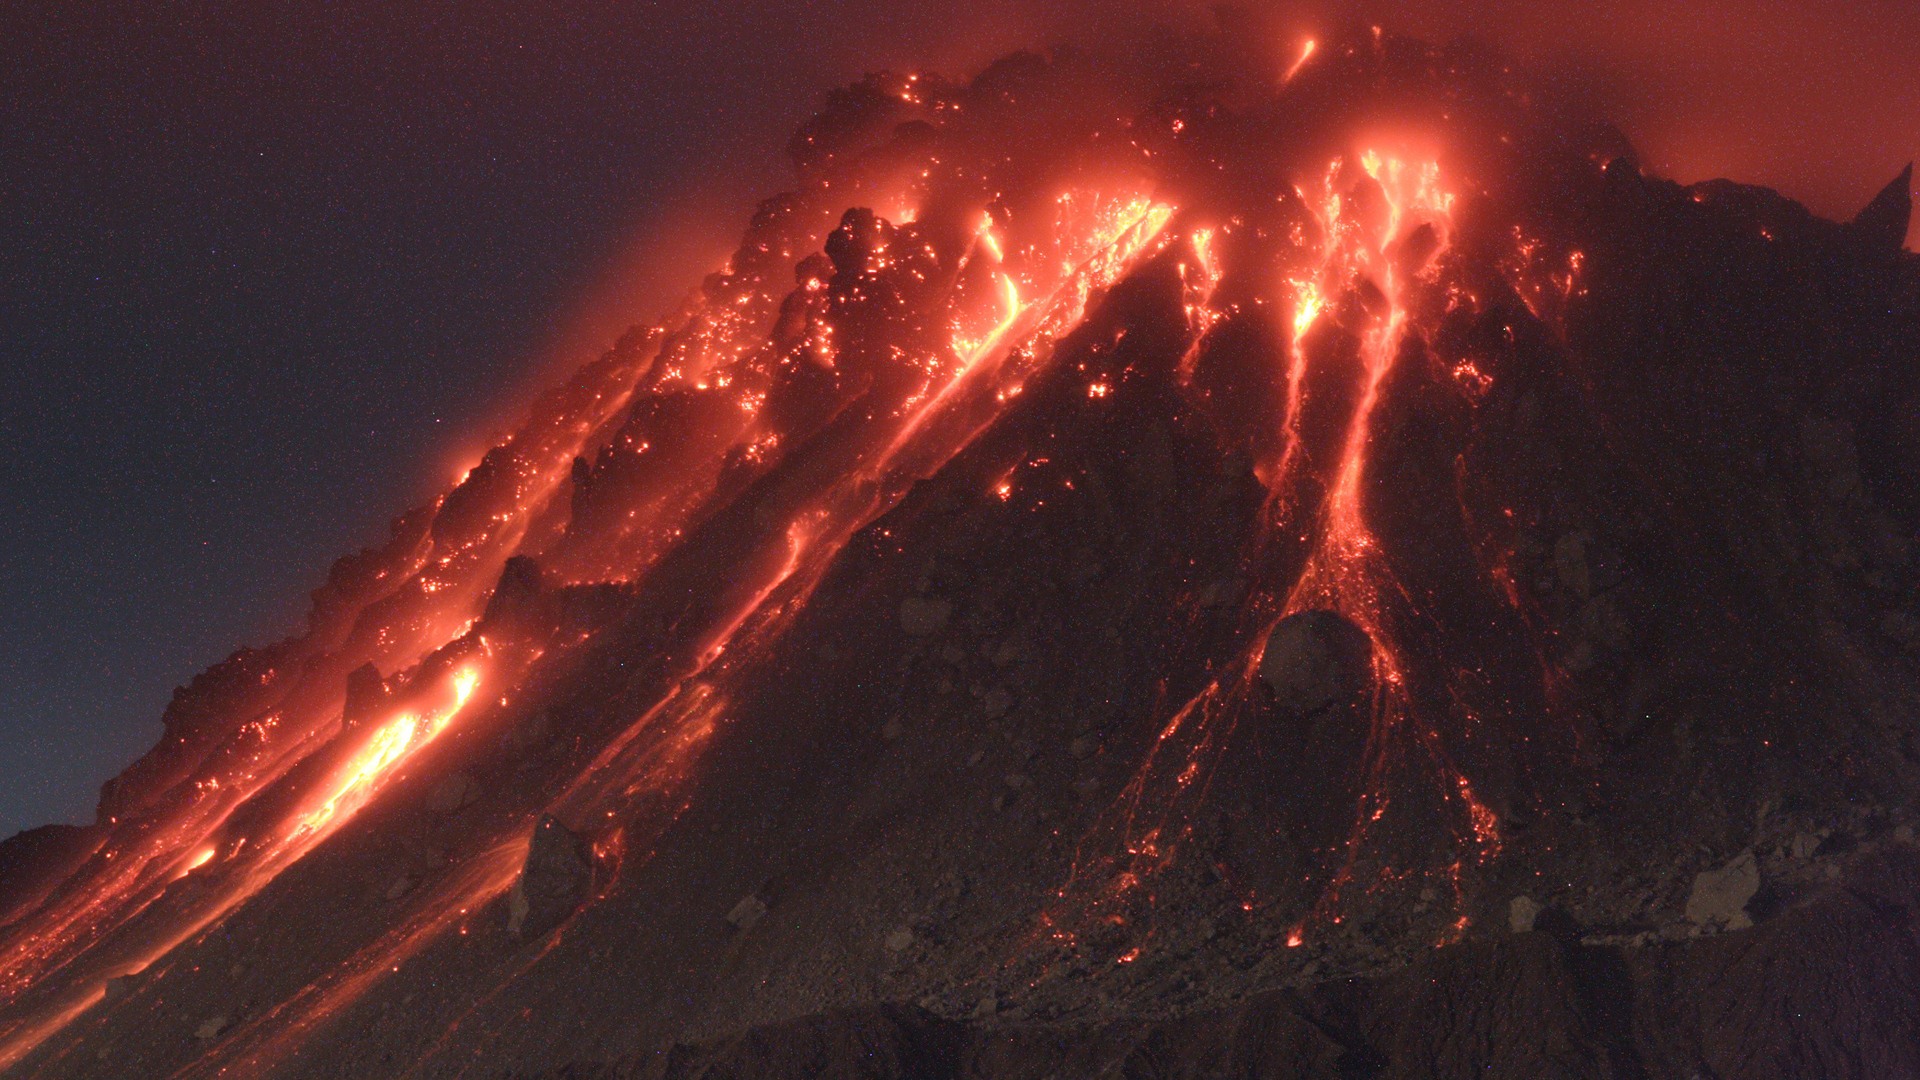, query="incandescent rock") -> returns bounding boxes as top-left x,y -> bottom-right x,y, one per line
506,816 -> 594,939
1258,610 -> 1374,715
1686,849 -> 1761,929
